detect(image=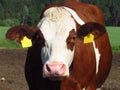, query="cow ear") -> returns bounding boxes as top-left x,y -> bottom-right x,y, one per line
6,25 -> 38,48
77,22 -> 106,43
